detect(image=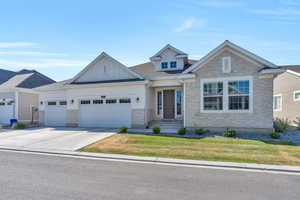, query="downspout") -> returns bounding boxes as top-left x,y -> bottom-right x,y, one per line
14,91 -> 19,120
